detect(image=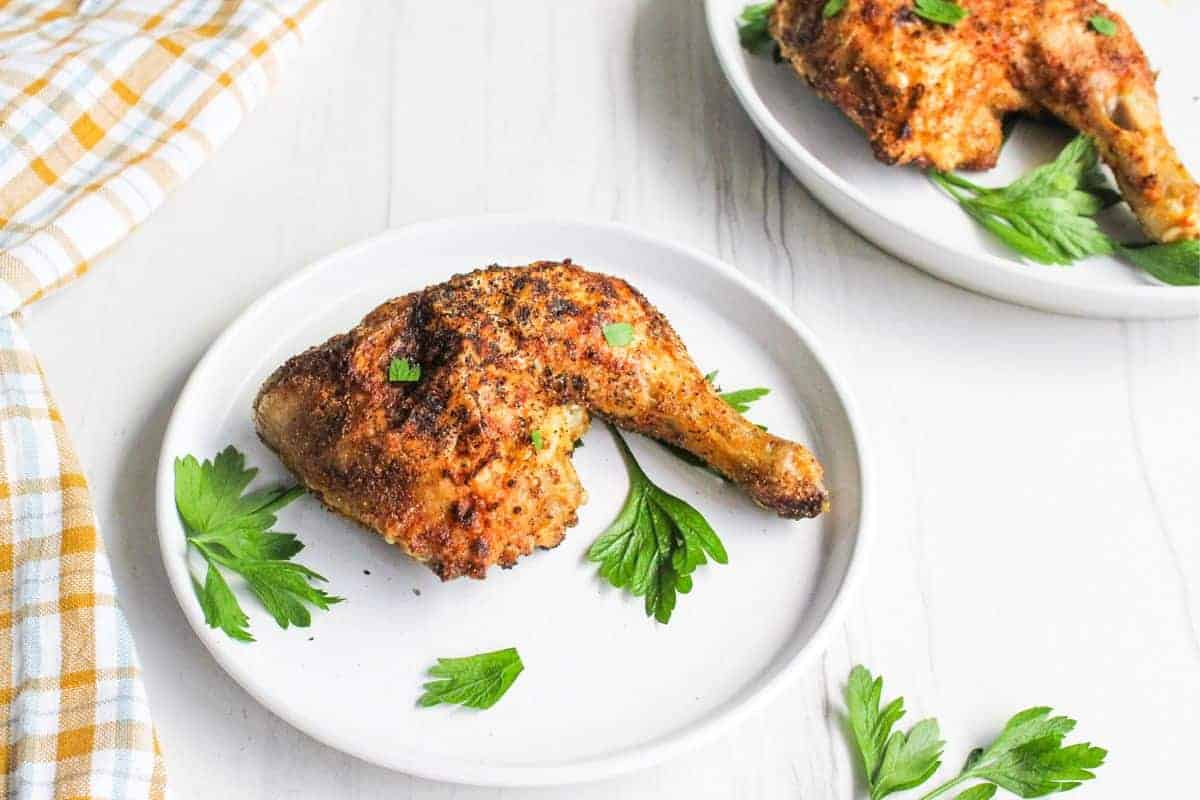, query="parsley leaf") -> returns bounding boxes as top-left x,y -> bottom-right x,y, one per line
719,386 -> 770,413
418,647 -> 524,710
913,0 -> 968,26
844,666 -> 1107,800
847,665 -> 907,784
876,719 -> 944,798
238,561 -> 339,629
531,429 -> 545,450
388,357 -> 421,382
175,446 -> 340,642
1088,15 -> 1116,36
602,321 -> 634,347
737,2 -> 776,54
930,135 -> 1115,265
847,665 -> 944,800
824,0 -> 847,18
588,429 -> 728,624
932,134 -> 1197,286
1117,240 -> 1200,286
175,446 -> 304,538
193,561 -> 251,642
706,370 -> 769,415
953,707 -> 1107,797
